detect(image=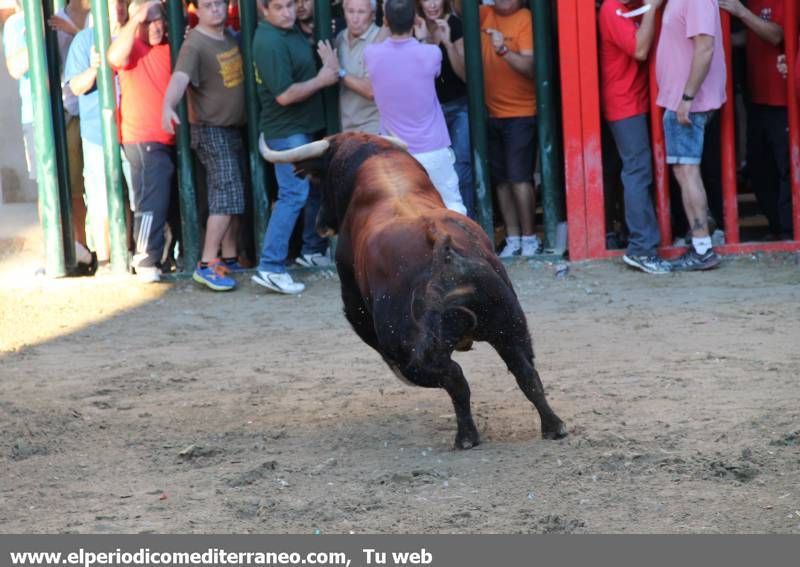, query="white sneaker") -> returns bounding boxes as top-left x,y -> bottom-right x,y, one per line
295,252 -> 334,268
520,235 -> 542,257
135,266 -> 161,283
252,270 -> 305,295
498,238 -> 522,258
